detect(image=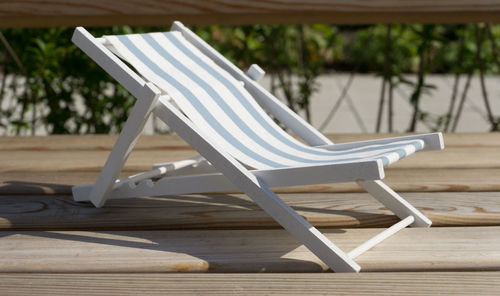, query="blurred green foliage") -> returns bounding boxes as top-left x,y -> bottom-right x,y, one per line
0,24 -> 499,135
0,27 -> 139,134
